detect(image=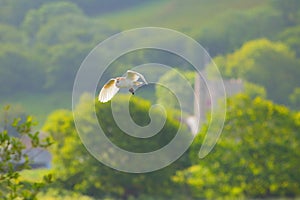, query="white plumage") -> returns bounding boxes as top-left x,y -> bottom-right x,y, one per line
98,70 -> 148,103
